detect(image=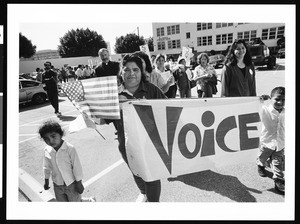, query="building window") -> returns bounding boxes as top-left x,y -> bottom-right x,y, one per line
217,23 -> 233,28
208,36 -> 212,45
168,39 -> 181,49
186,32 -> 190,39
237,30 -> 256,42
197,23 -> 213,31
167,24 -> 180,35
176,25 -> 180,34
197,36 -> 213,46
228,33 -> 233,43
222,34 -> 227,44
216,33 -> 232,45
197,23 -> 201,31
167,26 -> 171,35
203,36 -> 207,46
157,27 -> 164,37
250,30 -> 257,40
269,27 -> 276,39
277,26 -> 285,38
157,41 -> 166,50
237,32 -> 243,39
262,29 -> 268,40
261,26 -> 284,40
244,31 -> 250,42
171,26 -> 175,34
216,35 -> 221,45
197,37 -> 202,46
